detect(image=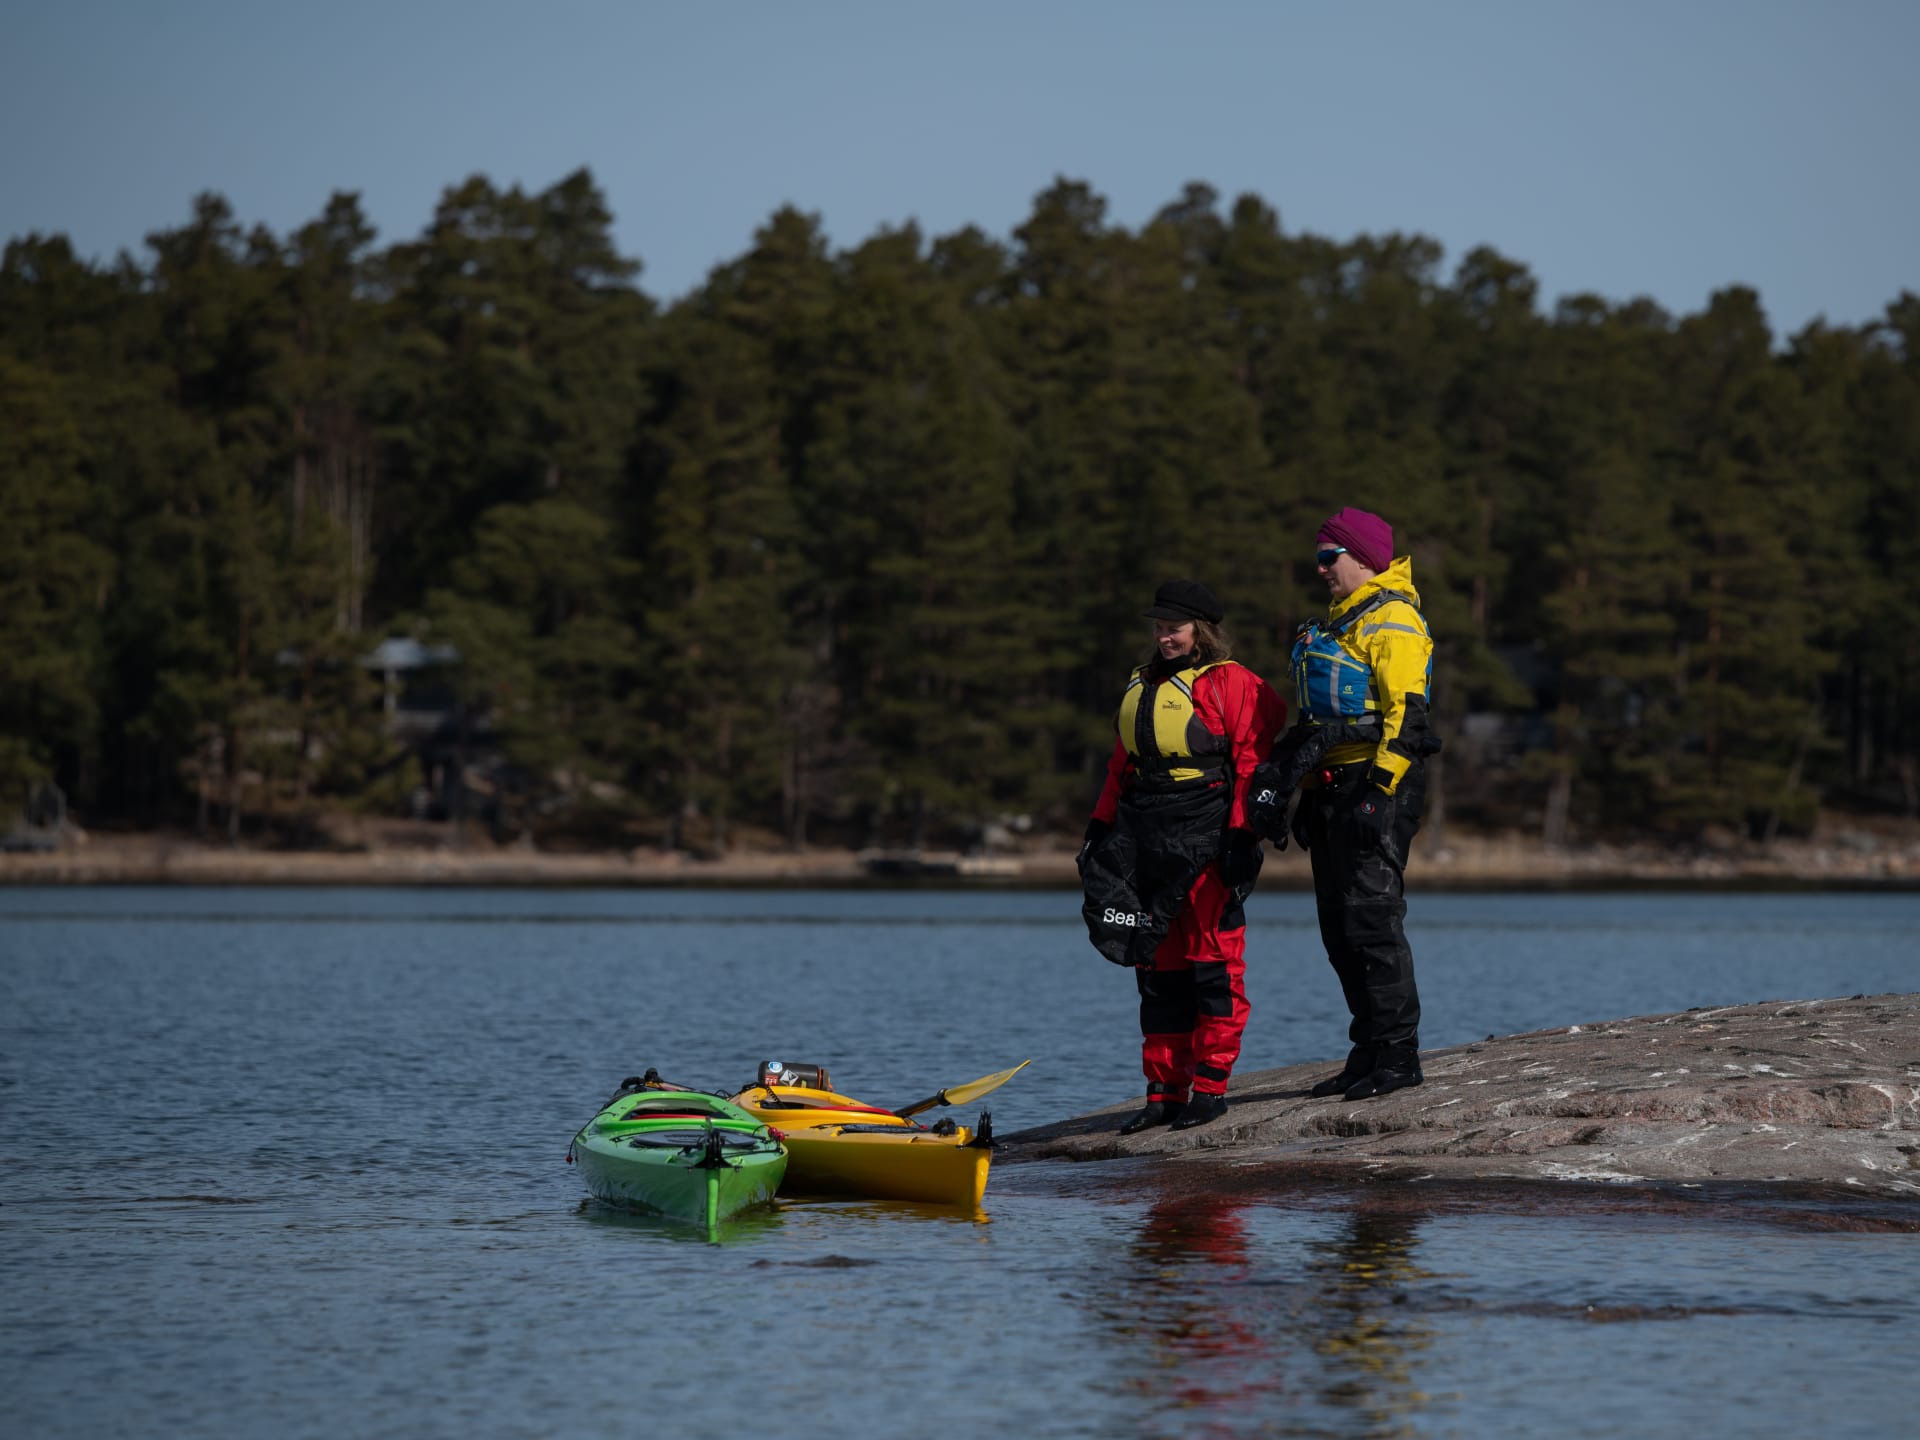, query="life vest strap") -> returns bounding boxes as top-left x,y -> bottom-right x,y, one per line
1133,752 -> 1228,779
1300,588 -> 1419,644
